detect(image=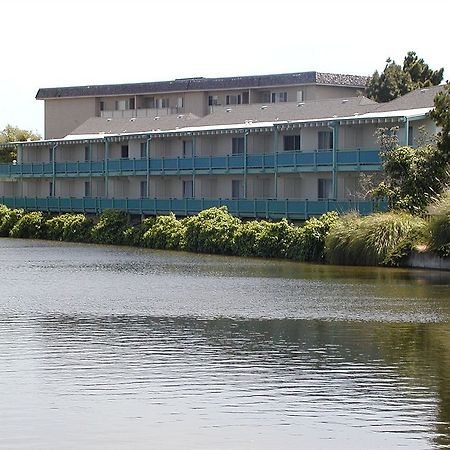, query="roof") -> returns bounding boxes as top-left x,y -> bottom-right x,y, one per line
374,85 -> 445,112
36,71 -> 368,100
69,113 -> 200,135
192,96 -> 378,127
